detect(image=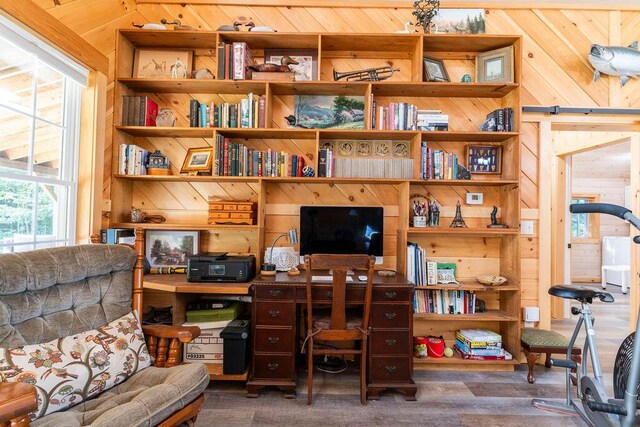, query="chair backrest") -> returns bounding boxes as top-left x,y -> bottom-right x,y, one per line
304,254 -> 375,335
0,244 -> 137,348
